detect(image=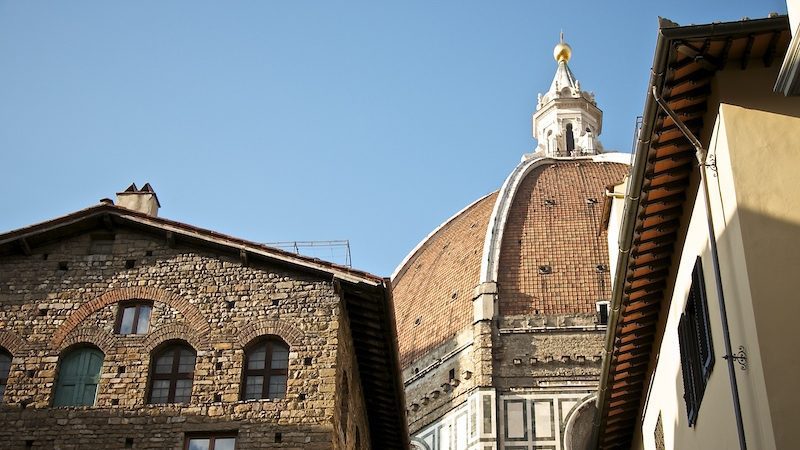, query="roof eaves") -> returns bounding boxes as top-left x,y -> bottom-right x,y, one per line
592,15 -> 790,449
